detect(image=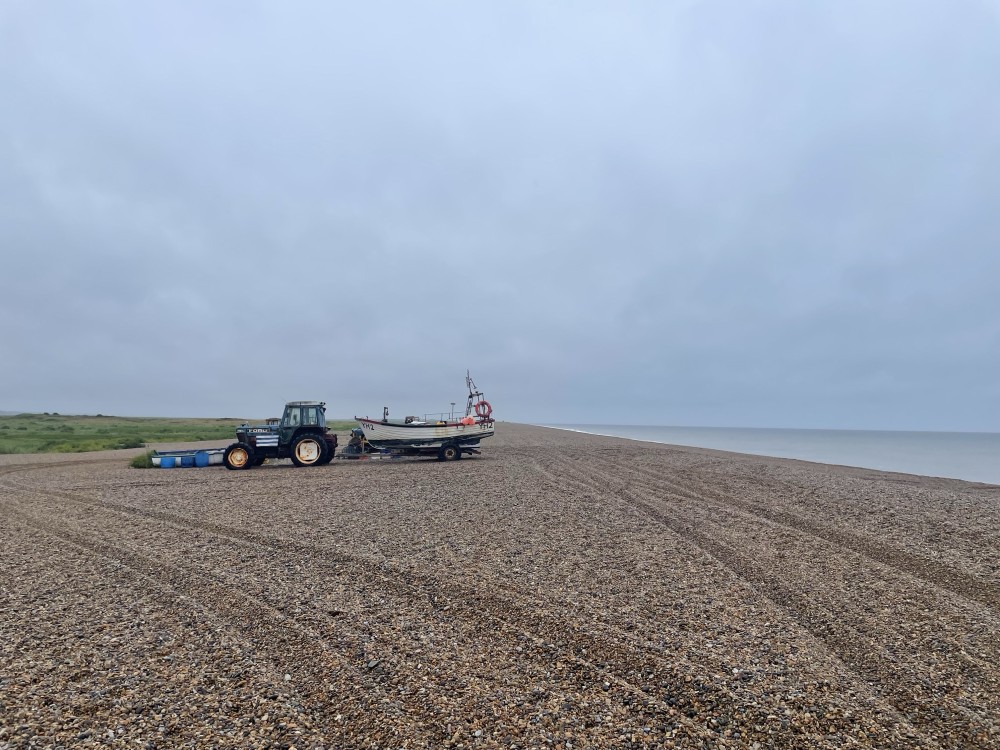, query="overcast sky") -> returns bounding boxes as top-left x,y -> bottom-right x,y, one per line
2,1 -> 999,430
